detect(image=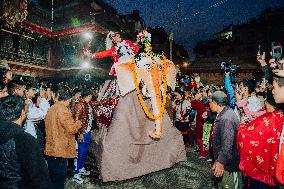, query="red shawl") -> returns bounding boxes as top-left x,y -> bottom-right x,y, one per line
237,111 -> 284,186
